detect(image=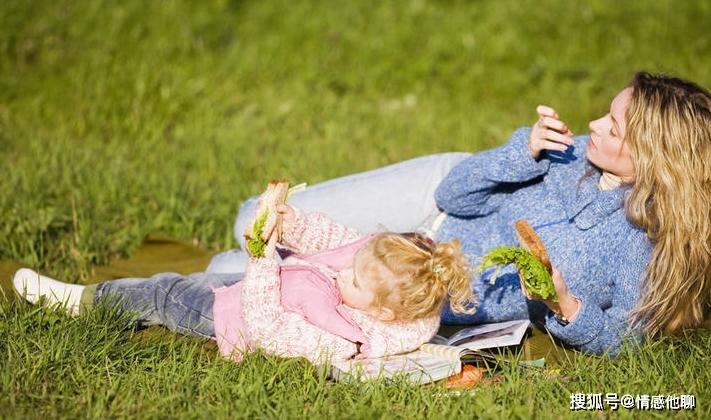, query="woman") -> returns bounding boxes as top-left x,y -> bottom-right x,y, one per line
210,72 -> 711,357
